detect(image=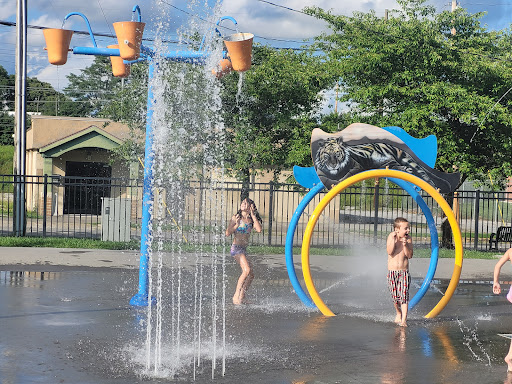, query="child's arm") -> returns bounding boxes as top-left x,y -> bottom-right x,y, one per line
250,206 -> 262,233
403,235 -> 413,259
386,232 -> 397,255
225,215 -> 239,236
493,248 -> 512,294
